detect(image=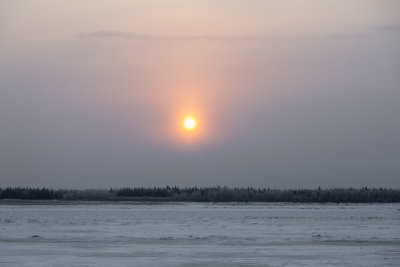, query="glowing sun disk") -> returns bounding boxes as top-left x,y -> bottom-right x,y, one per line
183,117 -> 197,131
